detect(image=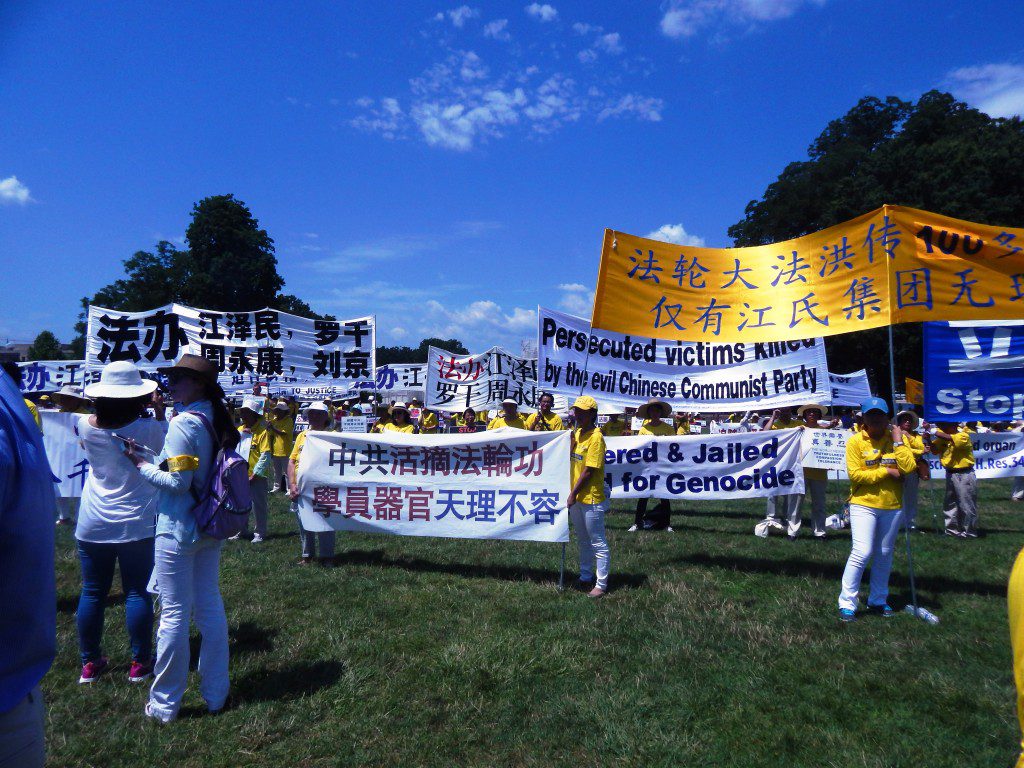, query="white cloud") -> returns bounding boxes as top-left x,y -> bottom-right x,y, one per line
391,326 -> 409,340
660,0 -> 824,39
423,299 -> 536,339
525,3 -> 558,22
557,283 -> 594,317
437,5 -> 479,27
597,93 -> 664,122
572,22 -> 600,35
595,32 -> 623,54
577,49 -> 598,64
0,176 -> 33,205
349,97 -> 406,140
643,223 -> 706,247
947,63 -> 1024,118
483,18 -> 510,40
